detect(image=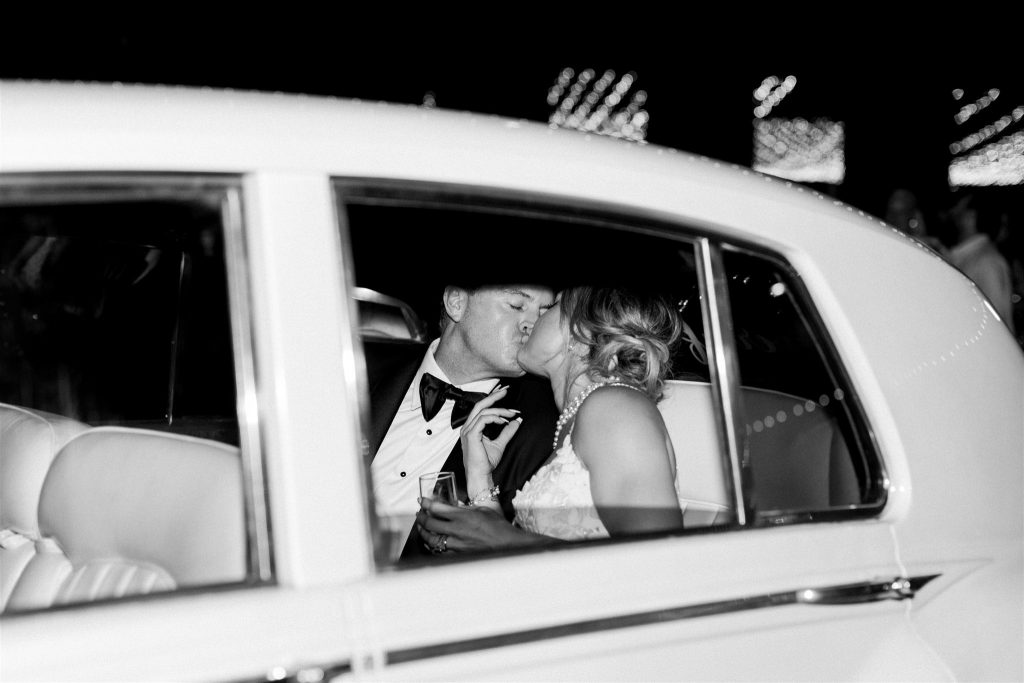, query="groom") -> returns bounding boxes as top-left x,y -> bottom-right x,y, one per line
365,280 -> 558,561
